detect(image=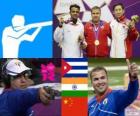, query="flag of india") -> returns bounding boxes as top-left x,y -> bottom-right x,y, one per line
61,78 -> 88,97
